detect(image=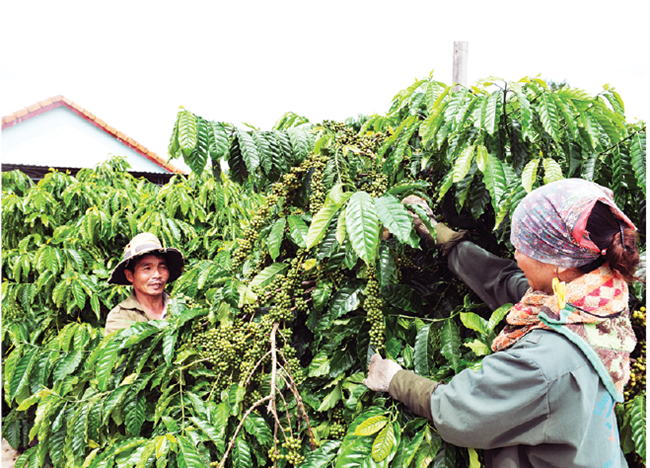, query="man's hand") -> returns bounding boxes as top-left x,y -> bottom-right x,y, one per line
363,354 -> 402,392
